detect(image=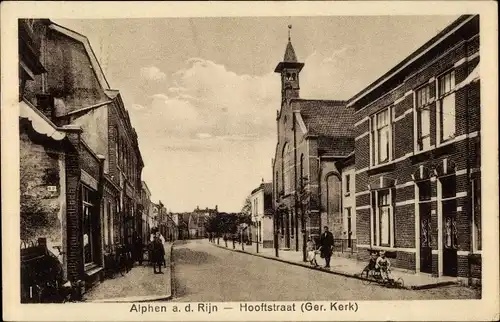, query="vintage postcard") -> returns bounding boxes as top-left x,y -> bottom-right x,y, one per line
1,1 -> 499,321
